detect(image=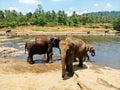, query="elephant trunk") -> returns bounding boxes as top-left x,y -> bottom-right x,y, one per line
91,52 -> 95,56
